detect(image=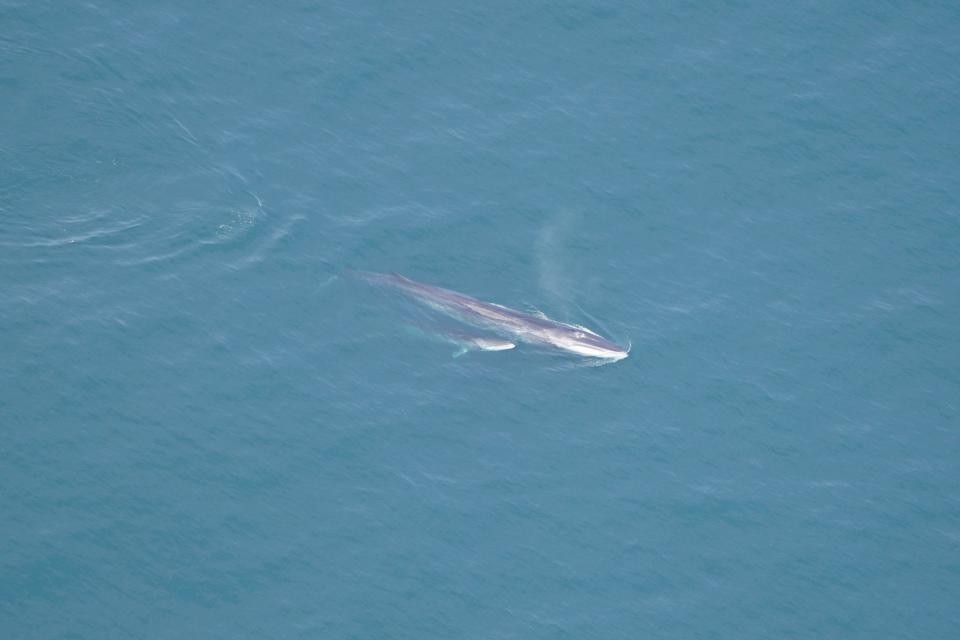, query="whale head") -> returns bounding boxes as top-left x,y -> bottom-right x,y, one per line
554,329 -> 629,360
